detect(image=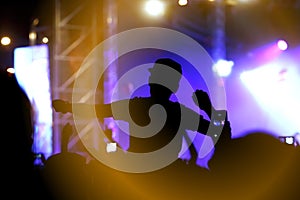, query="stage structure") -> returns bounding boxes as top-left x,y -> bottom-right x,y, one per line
52,0 -> 118,155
